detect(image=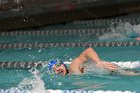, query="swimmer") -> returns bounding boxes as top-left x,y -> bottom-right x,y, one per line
48,47 -> 140,76
128,33 -> 140,41
135,37 -> 140,41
